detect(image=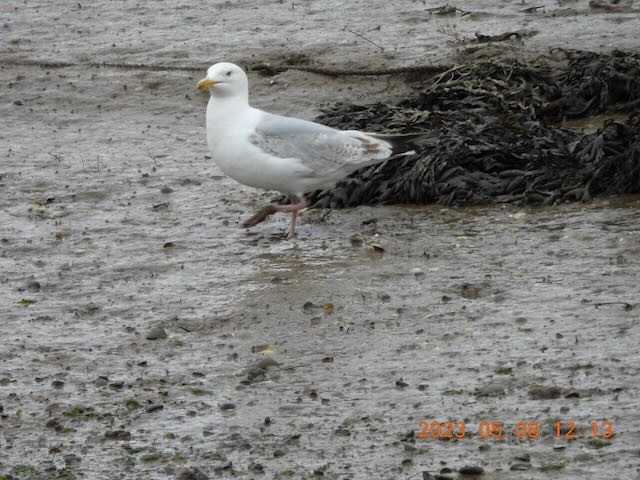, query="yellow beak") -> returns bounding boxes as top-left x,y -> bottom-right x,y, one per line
196,77 -> 216,92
